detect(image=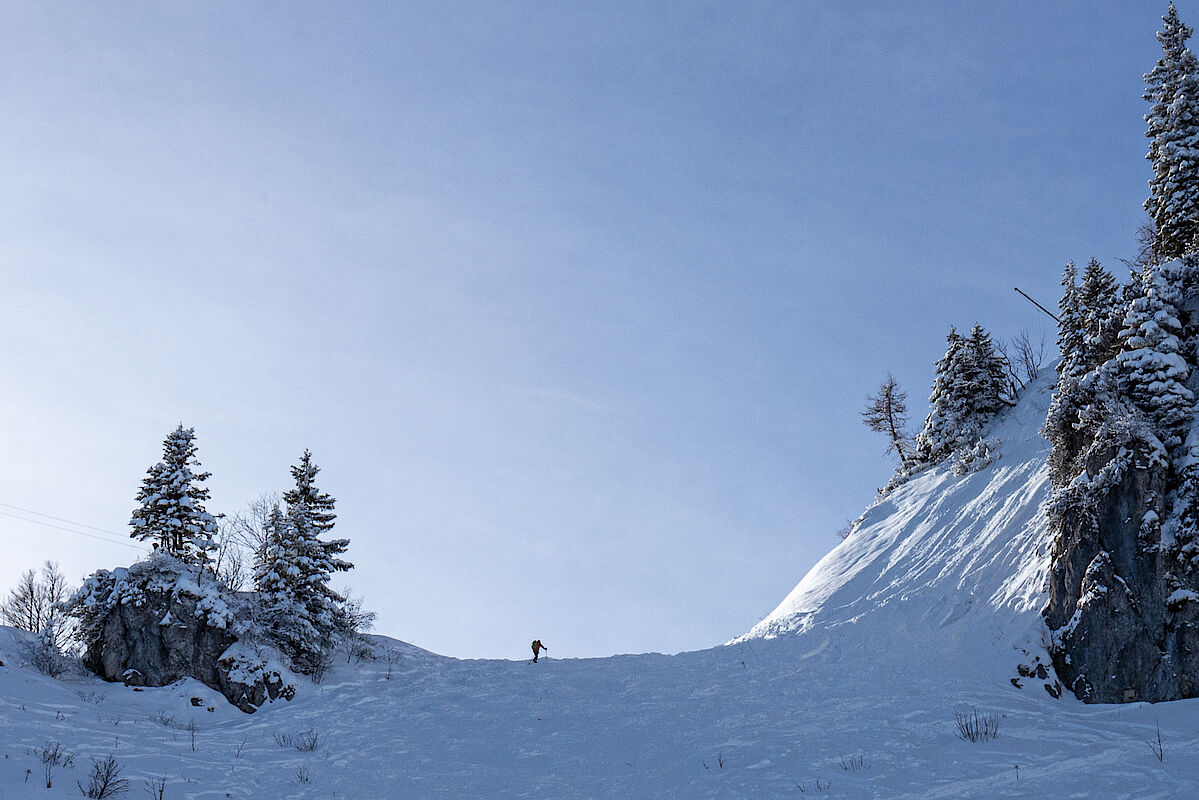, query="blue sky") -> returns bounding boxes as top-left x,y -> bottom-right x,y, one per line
0,3 -> 1170,658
